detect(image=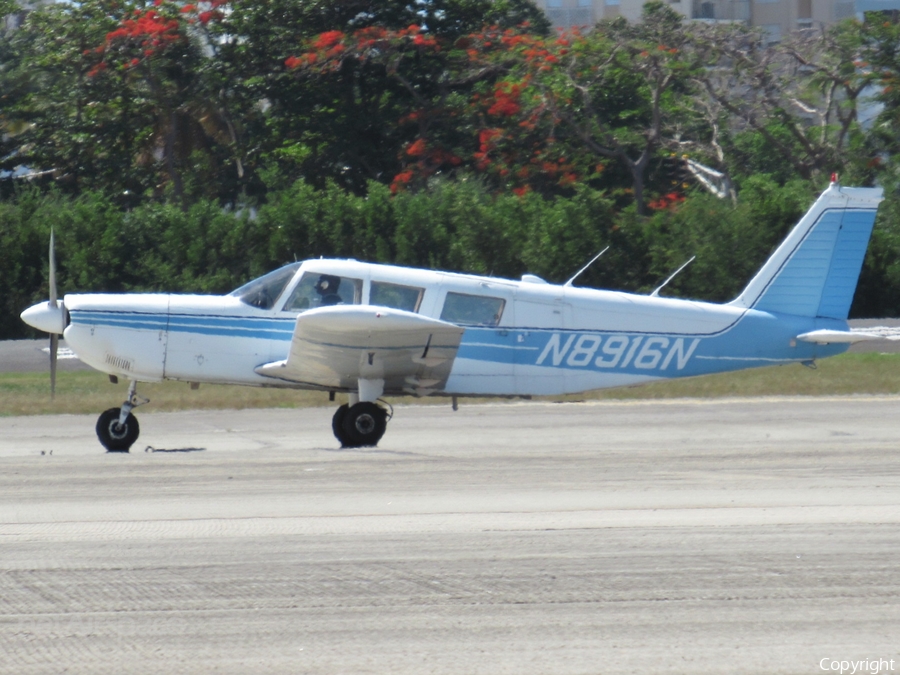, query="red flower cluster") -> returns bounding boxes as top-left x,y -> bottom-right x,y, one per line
104,9 -> 180,46
391,138 -> 462,194
197,10 -> 222,24
413,33 -> 438,49
87,61 -> 108,77
478,128 -> 503,149
472,128 -> 503,170
89,6 -> 186,75
487,81 -> 524,117
390,170 -> 414,194
405,138 -> 427,157
353,25 -> 388,49
647,192 -> 686,210
314,31 -> 344,50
